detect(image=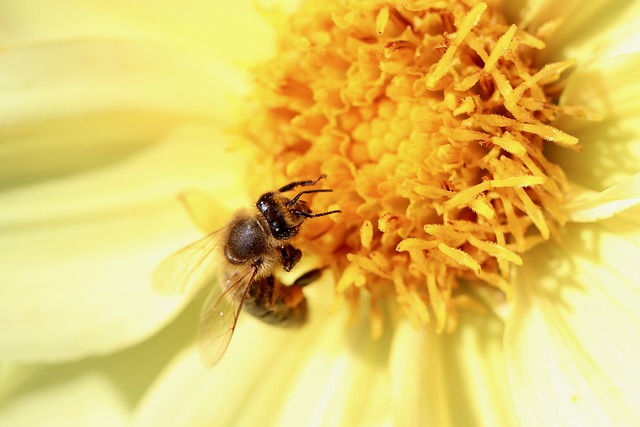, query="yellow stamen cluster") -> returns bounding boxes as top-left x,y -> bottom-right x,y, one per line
242,0 -> 581,335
